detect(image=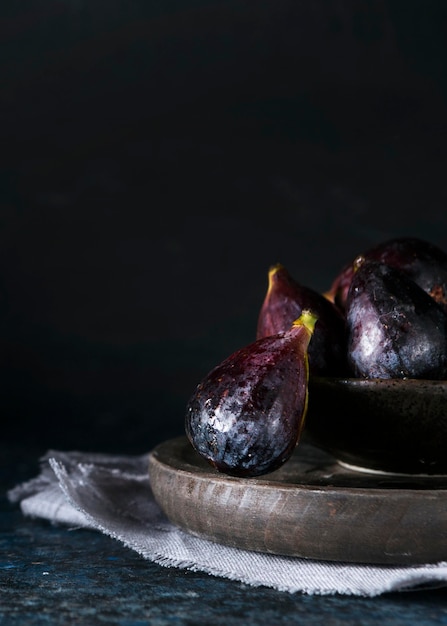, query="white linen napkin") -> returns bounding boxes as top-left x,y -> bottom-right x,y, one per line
8,449 -> 447,597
